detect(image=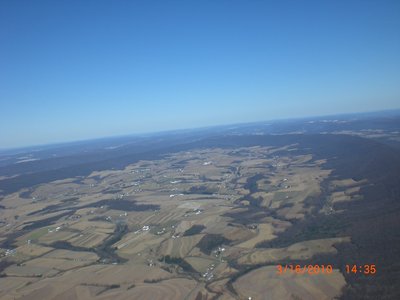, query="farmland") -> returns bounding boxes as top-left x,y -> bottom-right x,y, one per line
1,131 -> 400,299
